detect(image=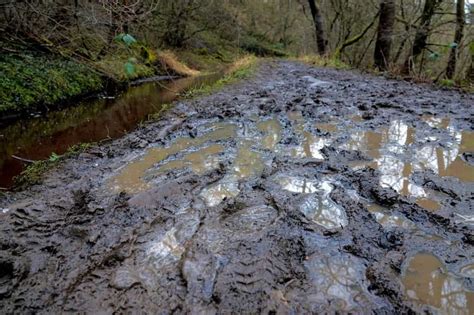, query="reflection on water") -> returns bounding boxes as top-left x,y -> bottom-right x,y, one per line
344,119 -> 474,208
233,141 -> 264,179
276,175 -> 321,194
306,253 -> 370,311
0,73 -> 224,189
300,193 -> 348,229
199,175 -> 240,207
109,123 -> 236,193
287,112 -> 331,159
402,253 -> 474,314
257,118 -> 282,150
366,203 -> 416,229
276,175 -> 348,229
459,264 -> 474,278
